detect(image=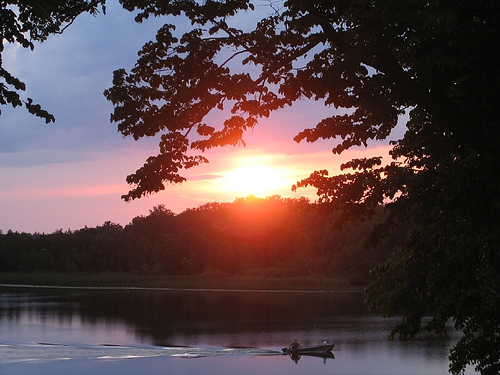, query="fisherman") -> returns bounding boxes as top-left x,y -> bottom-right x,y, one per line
322,338 -> 328,345
289,339 -> 301,349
